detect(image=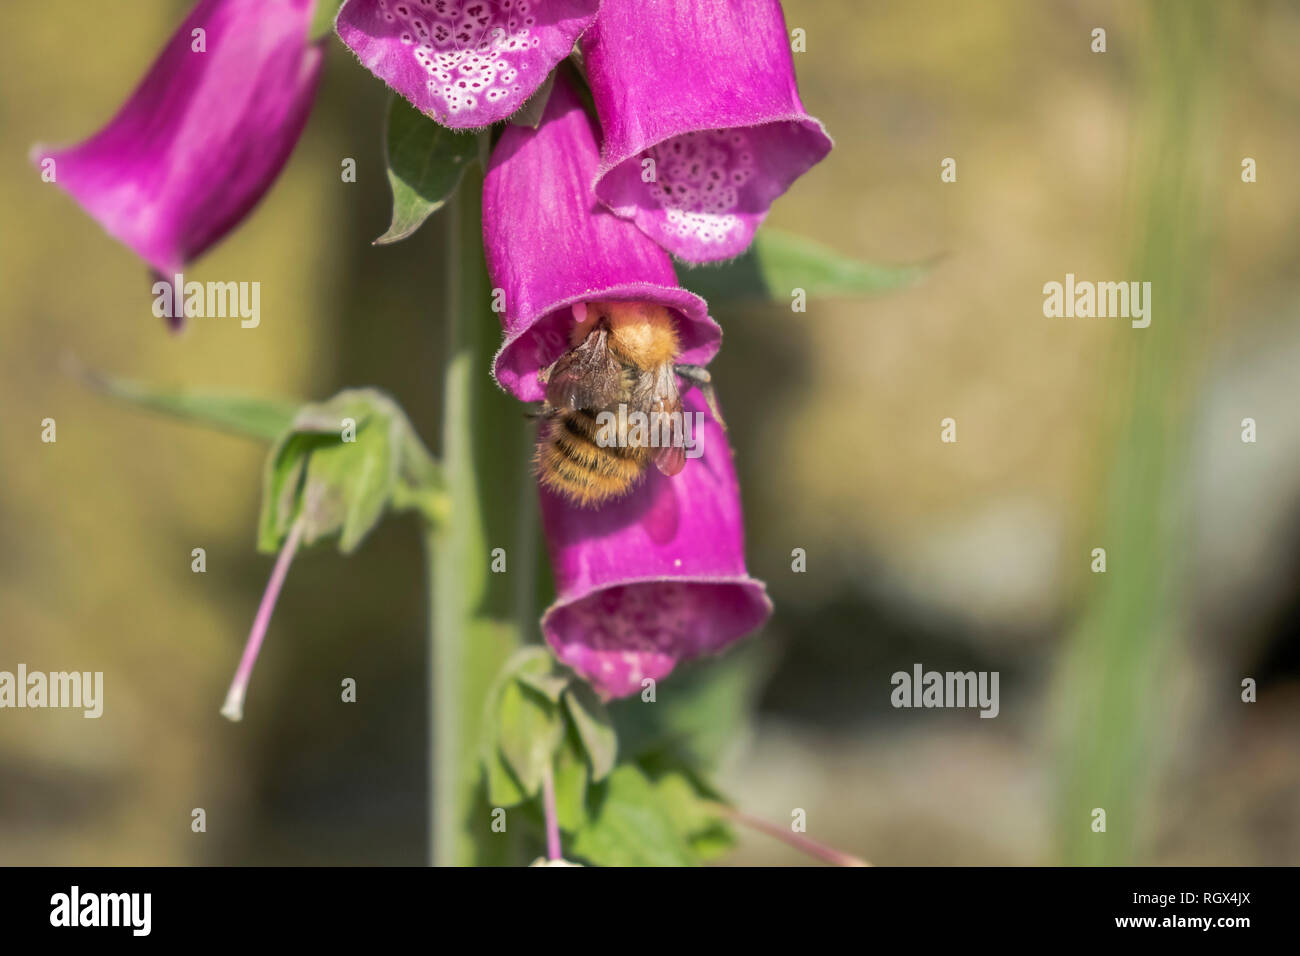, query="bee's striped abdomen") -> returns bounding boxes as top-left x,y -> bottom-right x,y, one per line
537,409 -> 647,507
